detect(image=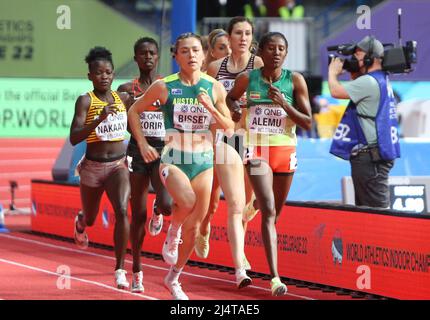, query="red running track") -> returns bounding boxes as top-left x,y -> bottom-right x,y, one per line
0,216 -> 356,300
